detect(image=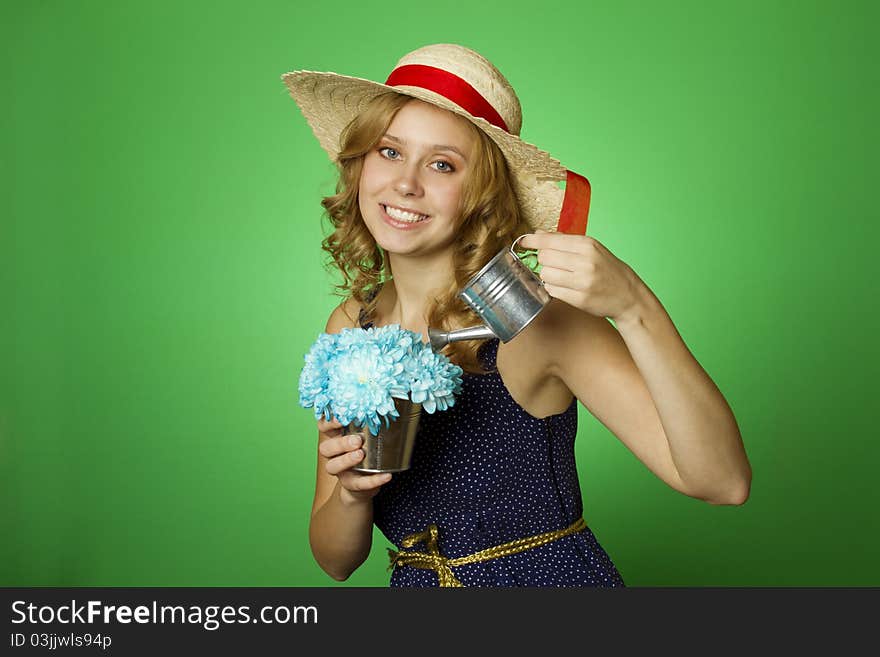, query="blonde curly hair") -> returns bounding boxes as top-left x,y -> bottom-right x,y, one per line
320,92 -> 532,374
